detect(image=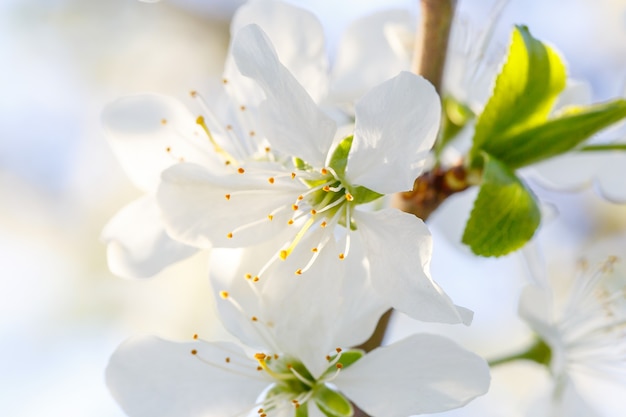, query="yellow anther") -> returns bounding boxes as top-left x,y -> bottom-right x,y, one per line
280,250 -> 289,260
251,316 -> 258,322
245,273 -> 252,280
160,118 -> 167,125
336,363 -> 343,369
254,353 -> 267,361
249,131 -> 256,137
321,168 -> 328,175
195,115 -> 236,165
295,269 -> 302,275
265,147 -> 271,153
268,214 -> 274,221
227,232 -> 233,239
268,177 -> 275,184
253,276 -> 260,282
292,204 -> 299,211
219,291 -> 229,299
297,195 -> 304,201
225,194 -> 231,200
225,357 -> 231,363
226,124 -> 233,130
193,334 -> 198,339
238,167 -> 245,174
320,221 -> 327,228
291,172 -> 296,179
336,347 -> 342,353
288,219 -> 294,225
310,209 -> 317,215
311,247 -> 318,253
191,349 -> 197,355
222,78 -> 228,84
190,90 -> 198,97
323,185 -> 330,192
339,253 -> 345,260
345,193 -> 354,201
240,105 -> 246,111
